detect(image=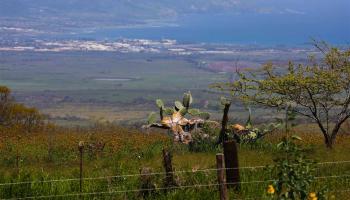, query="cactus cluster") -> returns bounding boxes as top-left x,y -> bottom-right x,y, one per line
218,96 -> 281,144
230,107 -> 281,143
145,92 -> 211,144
